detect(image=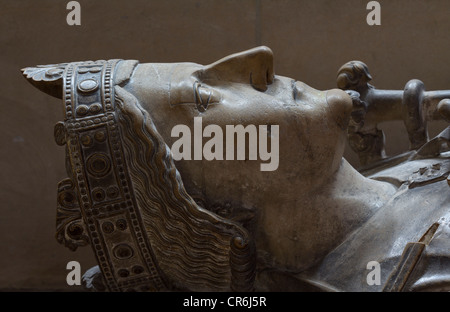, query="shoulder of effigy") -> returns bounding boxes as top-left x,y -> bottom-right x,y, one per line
296,212 -> 450,292
313,183 -> 450,267
403,216 -> 450,292
314,212 -> 450,292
